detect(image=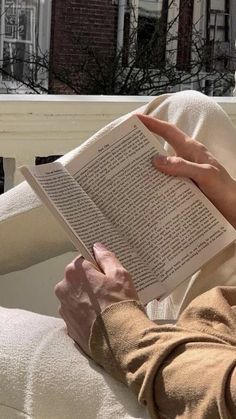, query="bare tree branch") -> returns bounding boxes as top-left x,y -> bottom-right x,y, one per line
0,0 -> 234,95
